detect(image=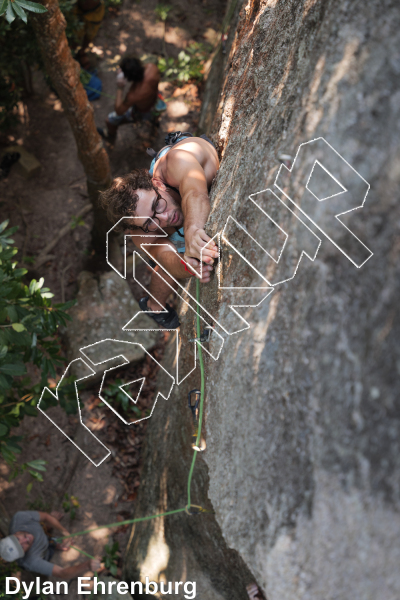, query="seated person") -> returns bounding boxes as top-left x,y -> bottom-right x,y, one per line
100,133 -> 220,328
75,0 -> 106,67
0,510 -> 101,579
98,57 -> 163,139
